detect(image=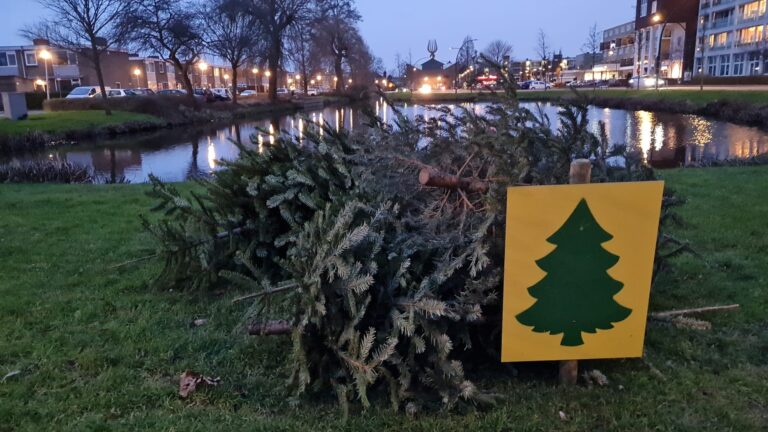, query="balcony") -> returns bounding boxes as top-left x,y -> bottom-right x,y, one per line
53,64 -> 80,79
